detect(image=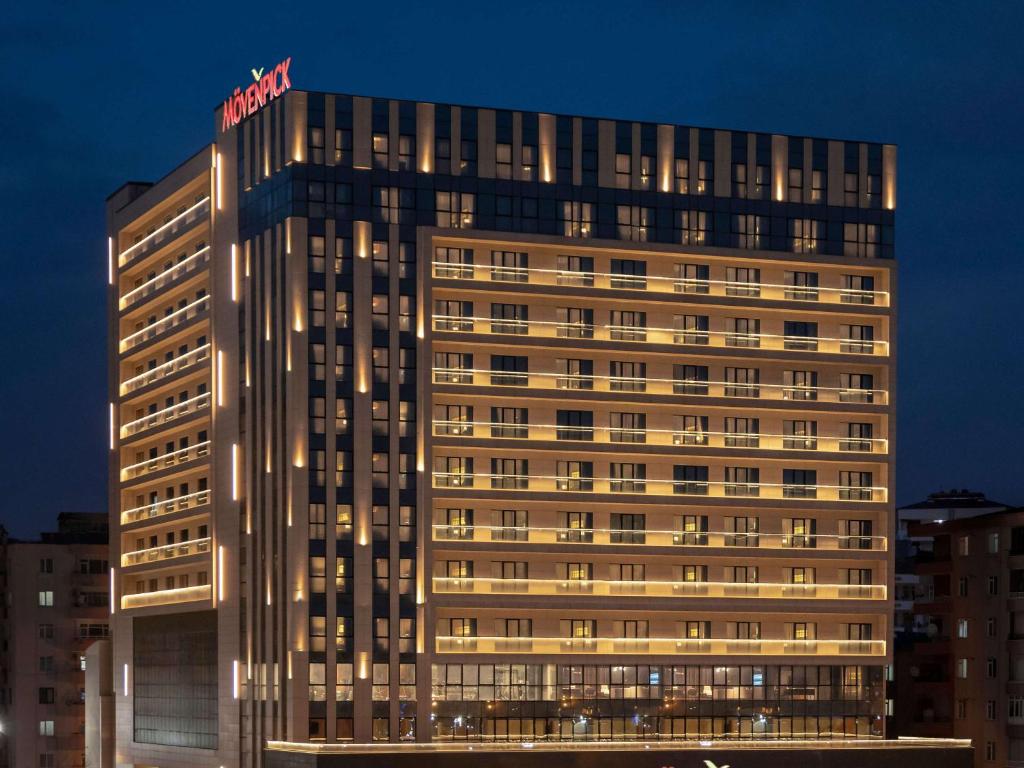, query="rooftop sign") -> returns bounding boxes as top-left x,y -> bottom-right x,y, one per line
221,58 -> 291,132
